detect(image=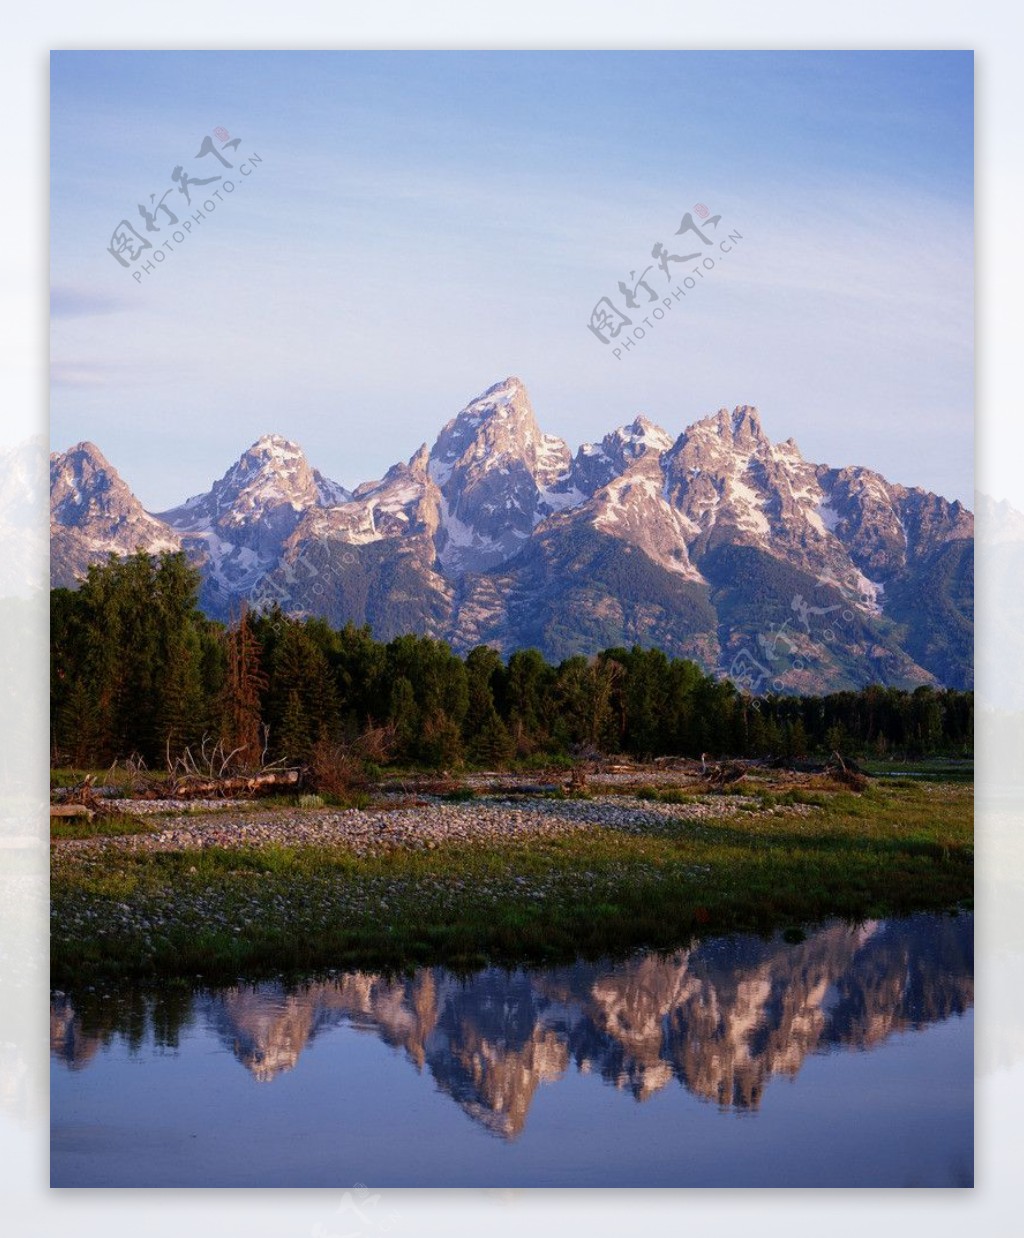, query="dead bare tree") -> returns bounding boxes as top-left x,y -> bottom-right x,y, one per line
826,750 -> 869,792
162,732 -> 297,798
